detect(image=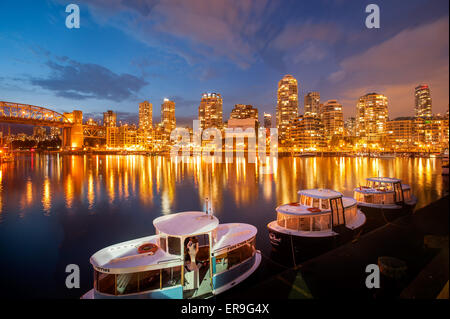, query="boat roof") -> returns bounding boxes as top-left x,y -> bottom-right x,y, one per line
367,177 -> 401,183
213,223 -> 257,252
153,211 -> 219,237
277,197 -> 357,216
90,235 -> 180,273
298,188 -> 342,199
